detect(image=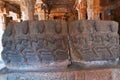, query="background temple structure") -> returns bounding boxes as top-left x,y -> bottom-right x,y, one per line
0,0 -> 120,80
0,0 -> 119,22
